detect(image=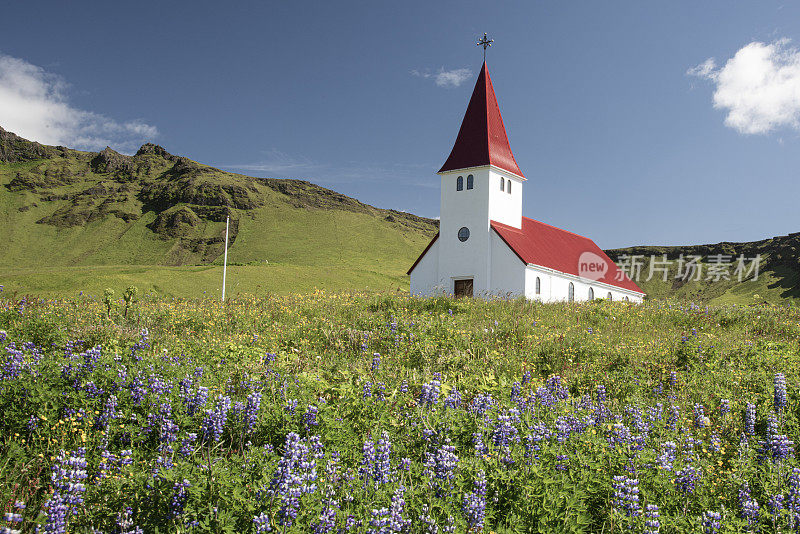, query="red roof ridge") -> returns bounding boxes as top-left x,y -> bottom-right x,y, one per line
492,217 -> 592,241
